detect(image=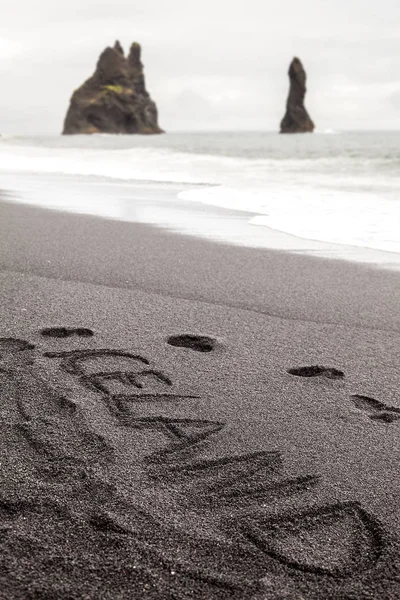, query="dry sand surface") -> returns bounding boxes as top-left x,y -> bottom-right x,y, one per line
0,199 -> 399,599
